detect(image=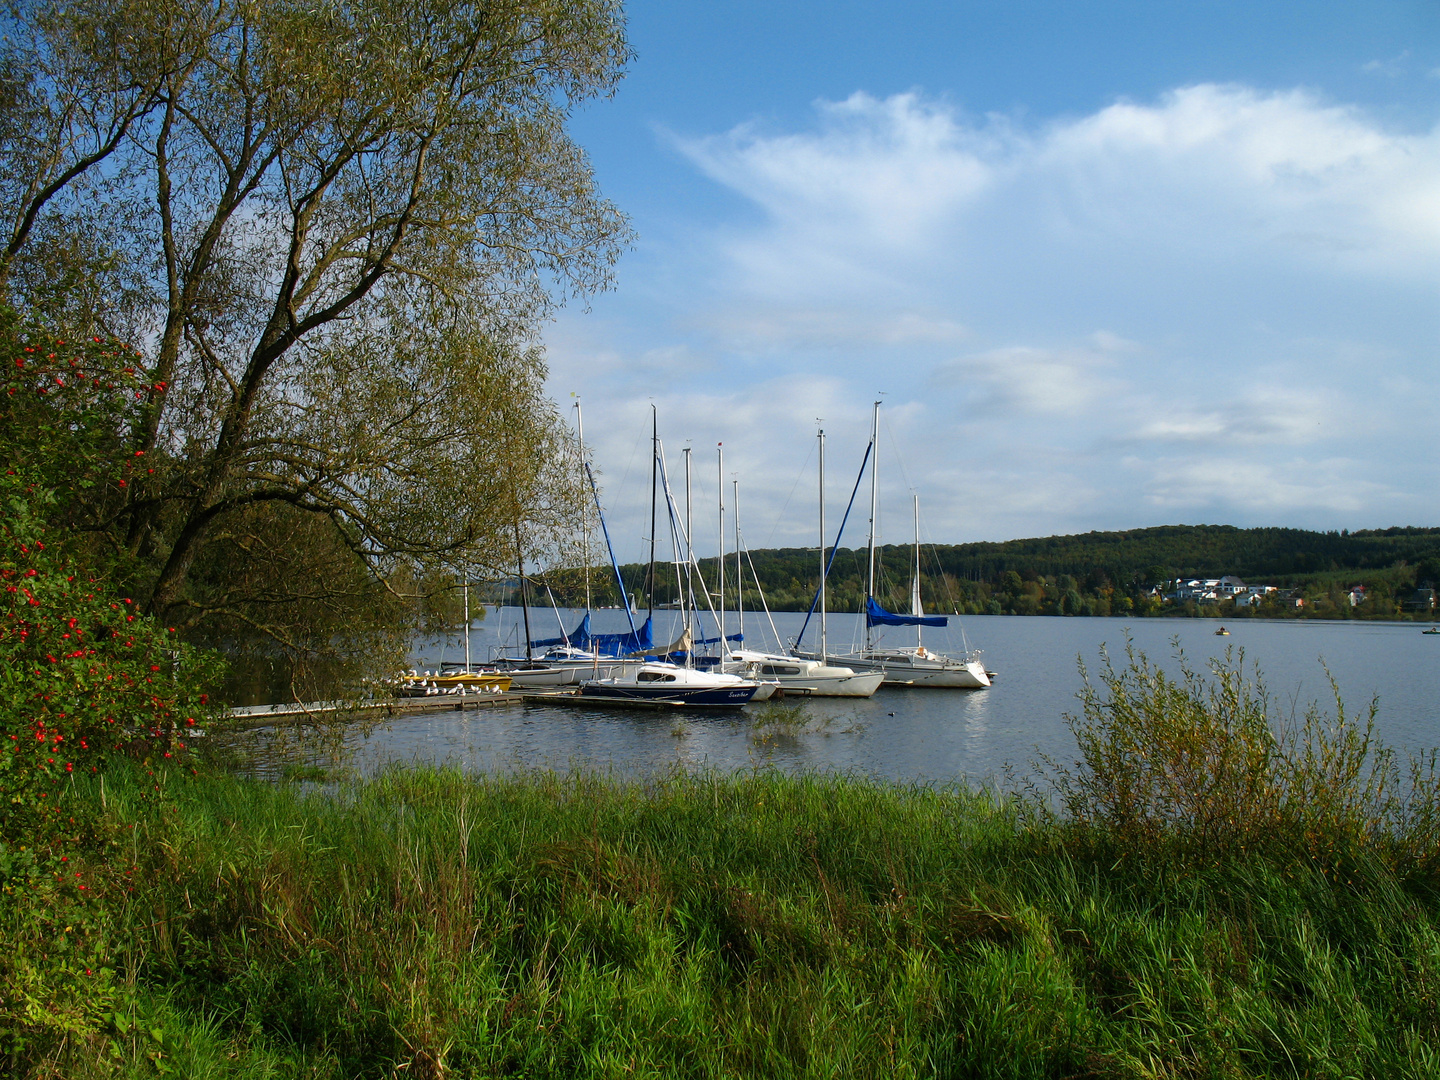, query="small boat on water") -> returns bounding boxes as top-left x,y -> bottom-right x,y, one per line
828,640 -> 992,688
1215,627 -> 1230,636
726,650 -> 884,697
797,412 -> 991,689
1424,627 -> 1440,635
580,661 -> 759,706
580,415 -> 762,709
